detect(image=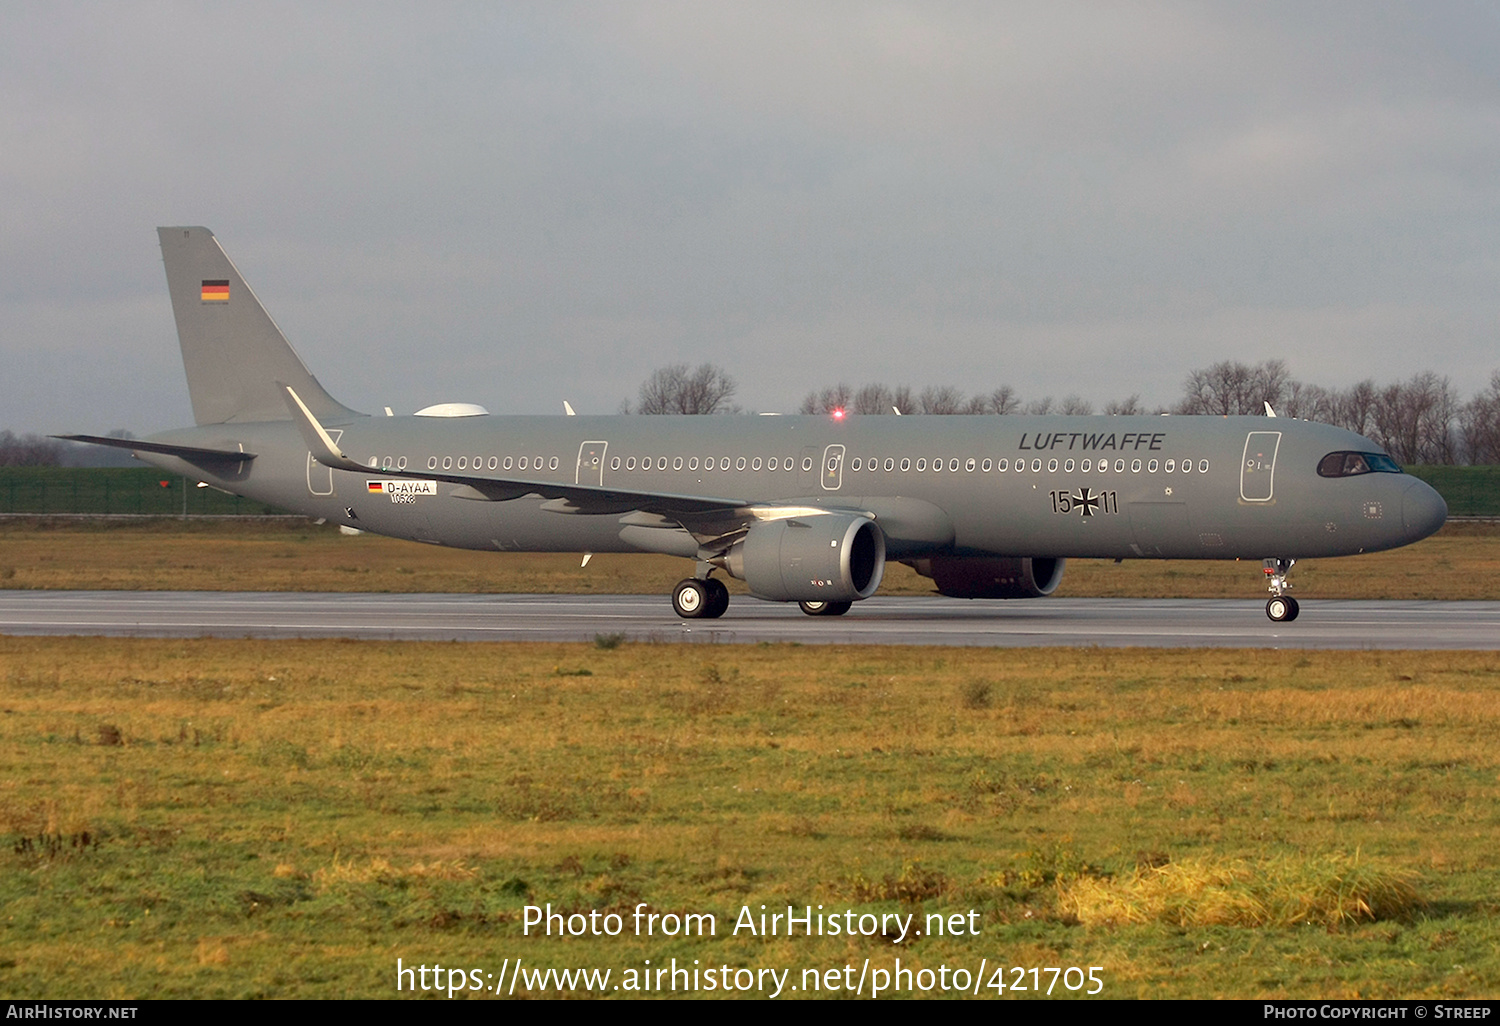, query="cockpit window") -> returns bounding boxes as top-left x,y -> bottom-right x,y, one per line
1317,451 -> 1403,478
